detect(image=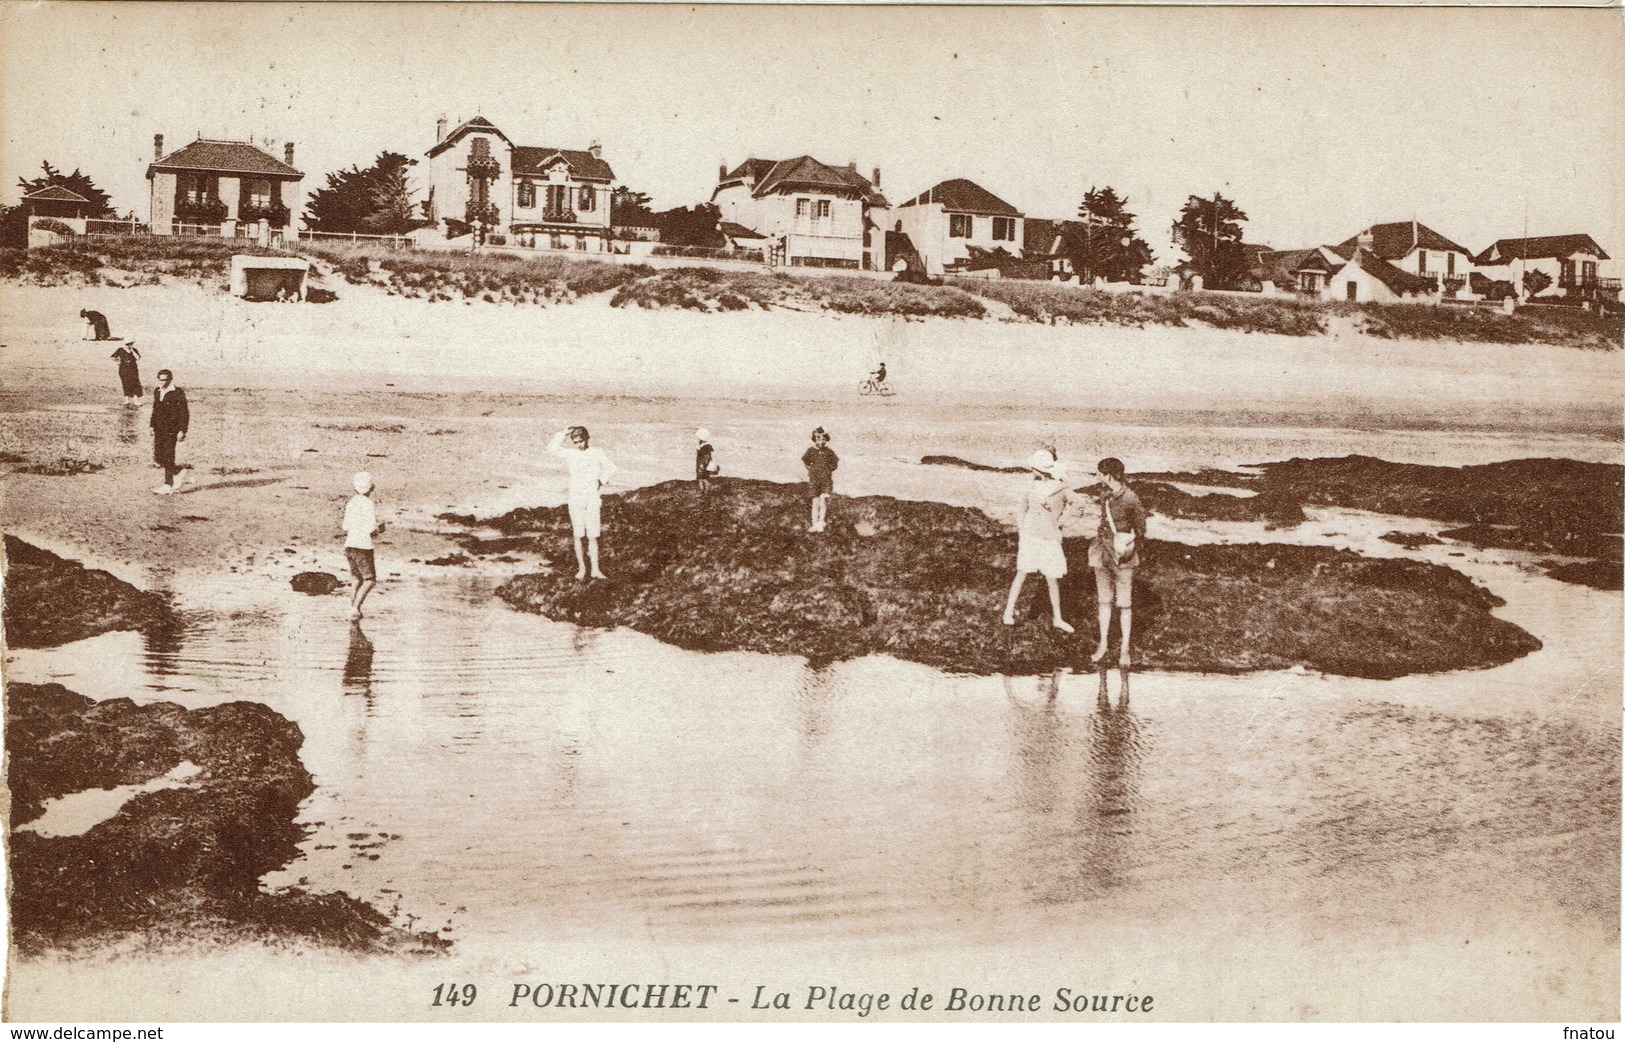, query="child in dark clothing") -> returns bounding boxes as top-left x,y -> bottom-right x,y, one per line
695,428 -> 719,494
801,427 -> 838,533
